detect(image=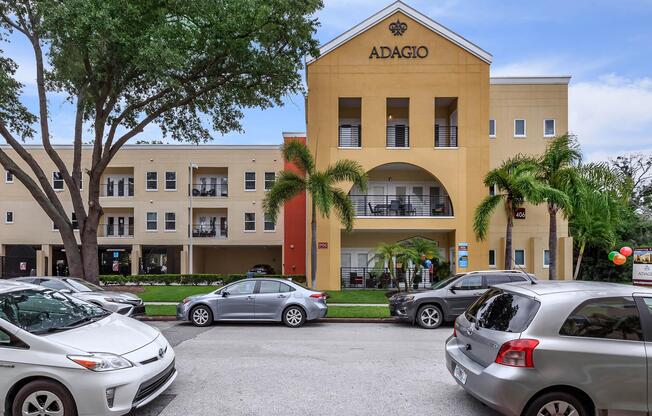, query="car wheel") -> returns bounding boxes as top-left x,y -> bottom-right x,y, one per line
12,379 -> 77,416
416,304 -> 443,329
190,305 -> 213,327
525,391 -> 589,416
283,306 -> 306,328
